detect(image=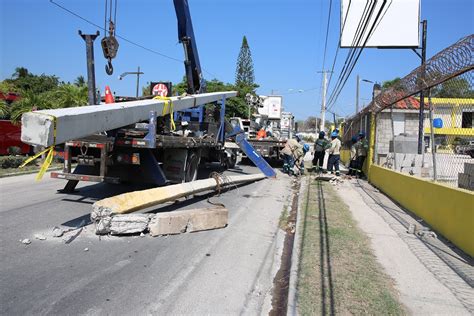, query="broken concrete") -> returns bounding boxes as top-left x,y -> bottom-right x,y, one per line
148,207 -> 228,237
21,91 -> 237,147
109,214 -> 150,235
91,173 -> 265,216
